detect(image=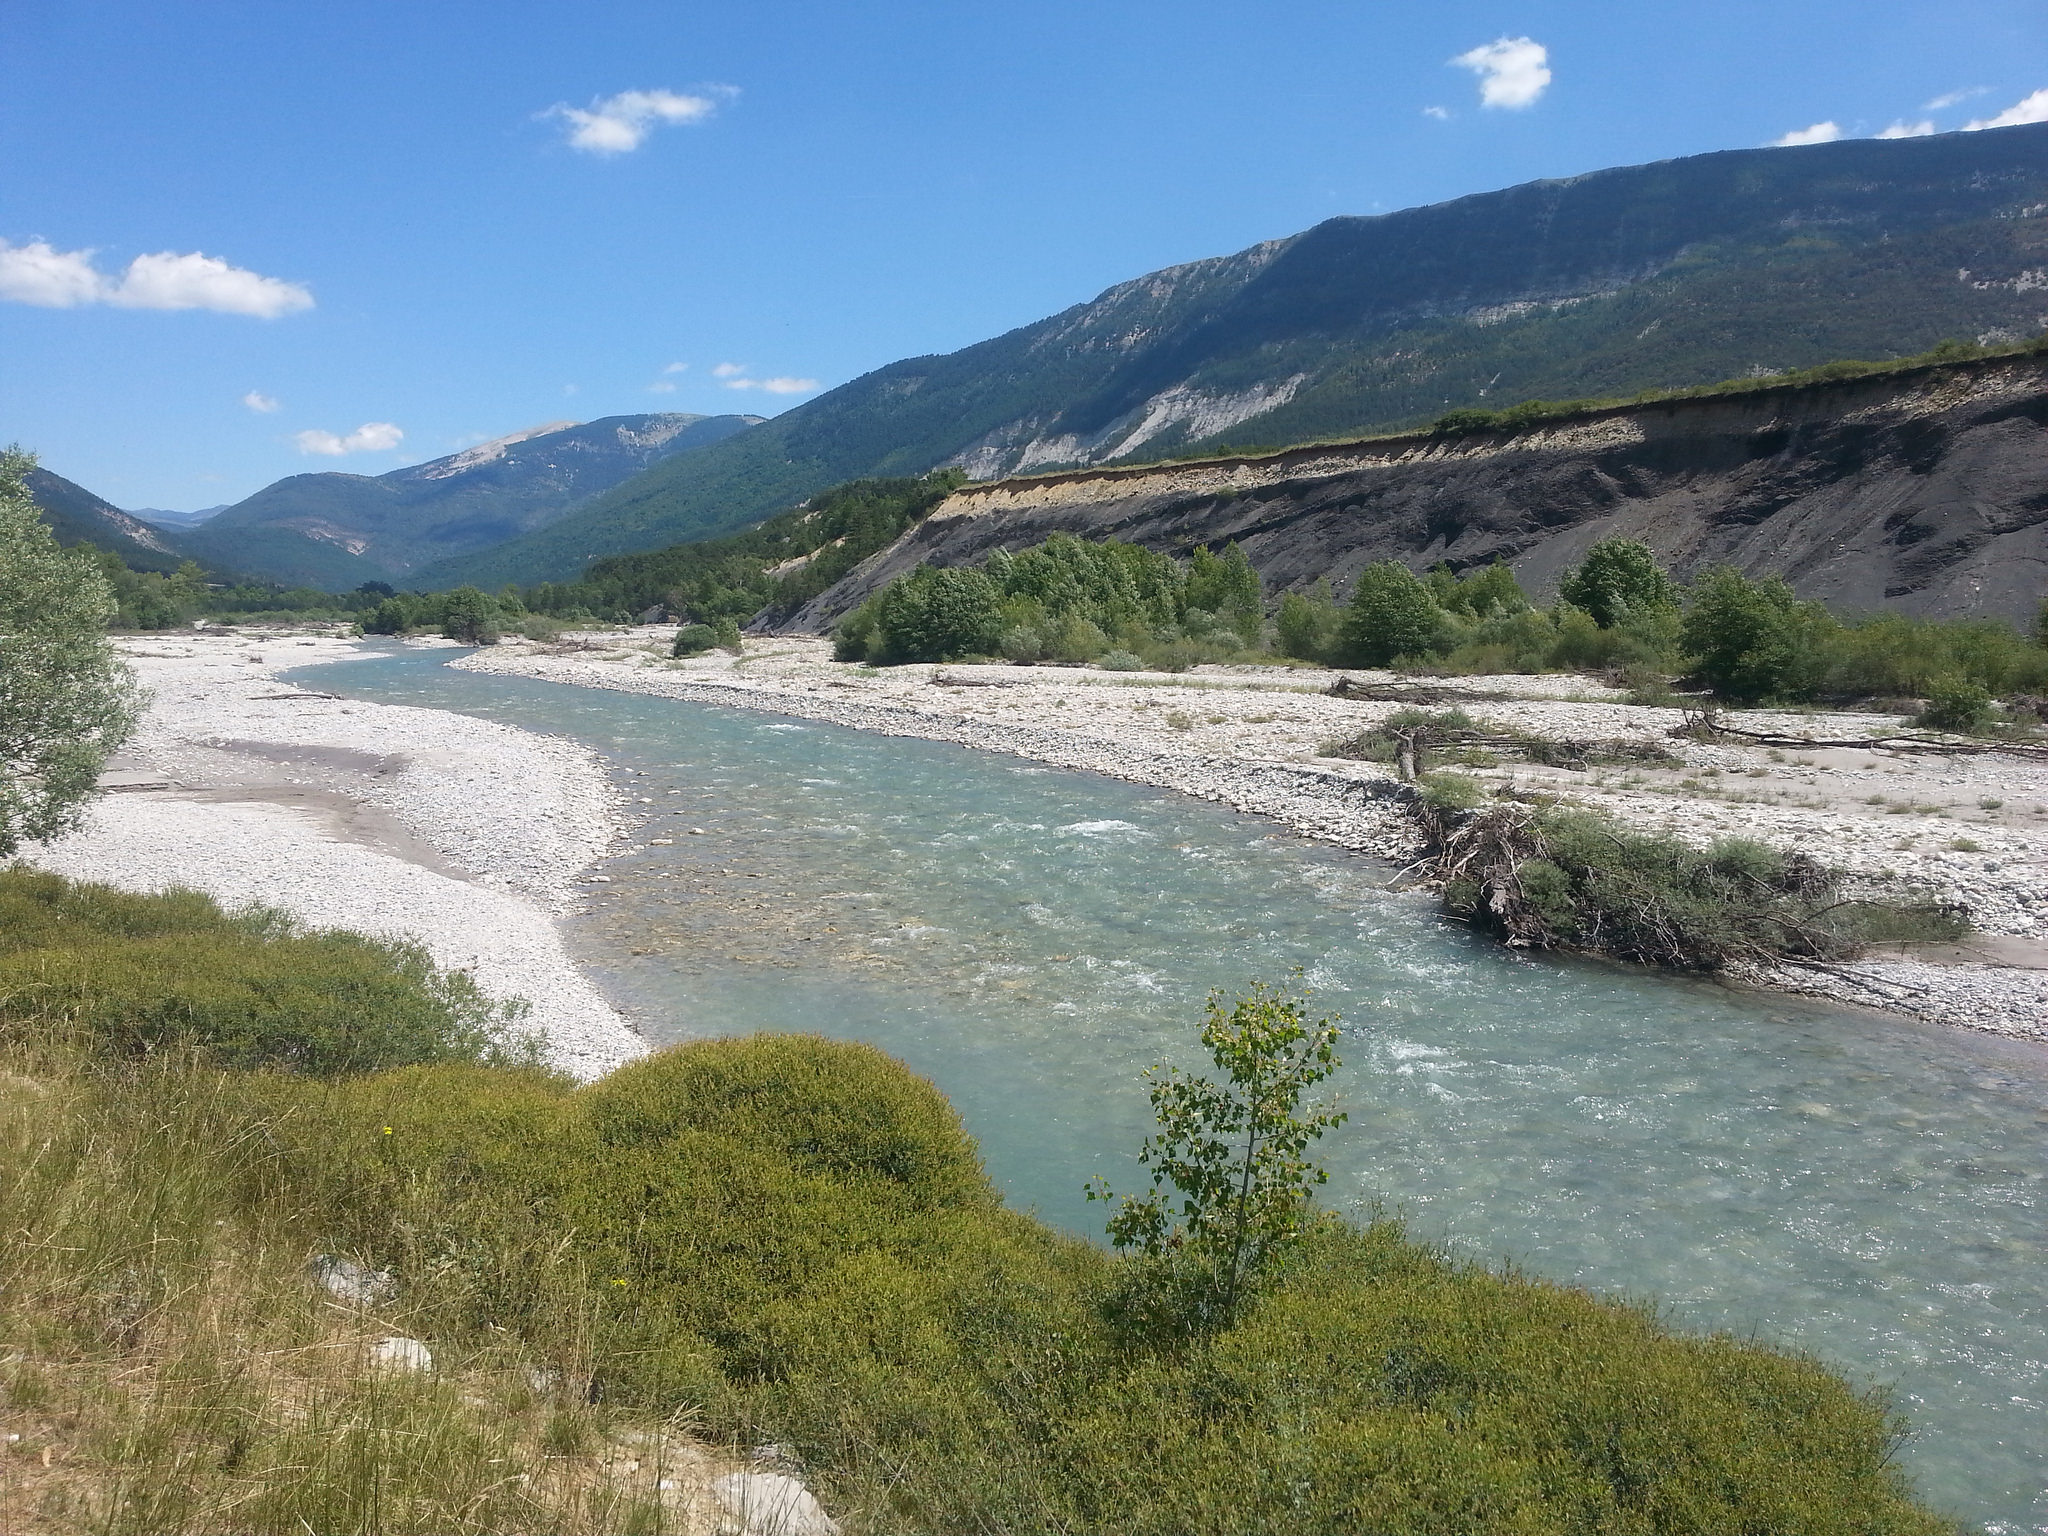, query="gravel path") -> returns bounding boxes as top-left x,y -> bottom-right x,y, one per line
459,632 -> 2048,1042
23,633 -> 645,1079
